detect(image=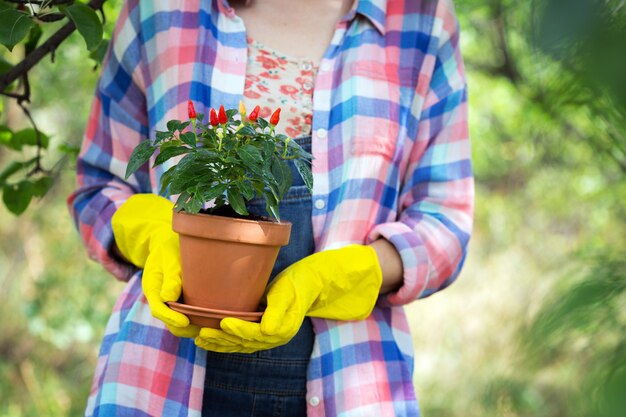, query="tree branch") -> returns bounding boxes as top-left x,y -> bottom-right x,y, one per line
4,0 -> 74,5
492,0 -> 521,84
0,0 -> 107,94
